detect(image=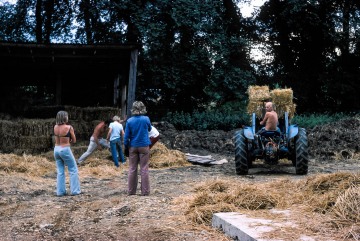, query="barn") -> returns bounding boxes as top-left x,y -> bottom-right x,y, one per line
0,42 -> 140,119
